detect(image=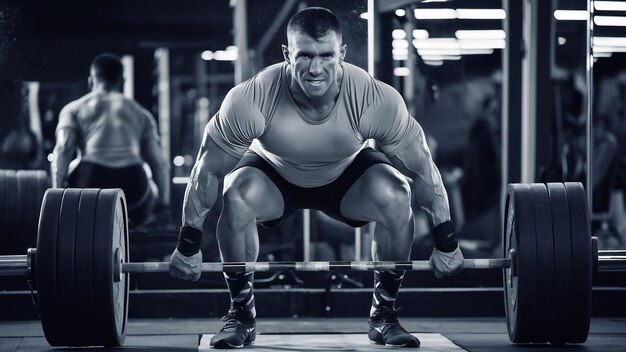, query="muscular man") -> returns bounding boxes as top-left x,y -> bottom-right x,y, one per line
170,8 -> 463,349
52,53 -> 170,225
